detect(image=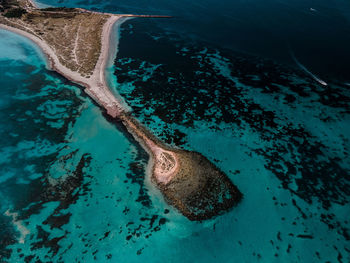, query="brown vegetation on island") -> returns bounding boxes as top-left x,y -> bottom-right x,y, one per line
121,113 -> 242,220
0,1 -> 106,77
0,0 -> 242,221
158,151 -> 242,221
